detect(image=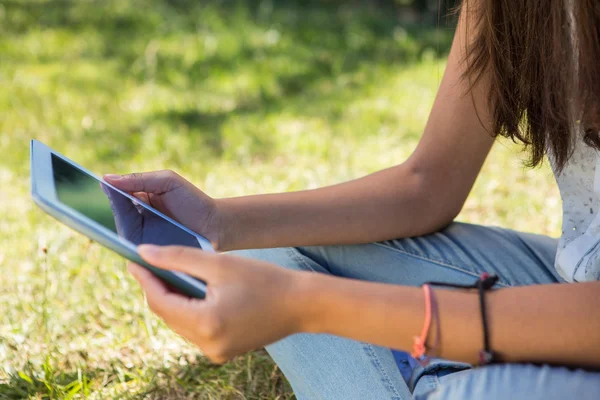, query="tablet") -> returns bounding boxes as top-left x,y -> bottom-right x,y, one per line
30,139 -> 210,299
